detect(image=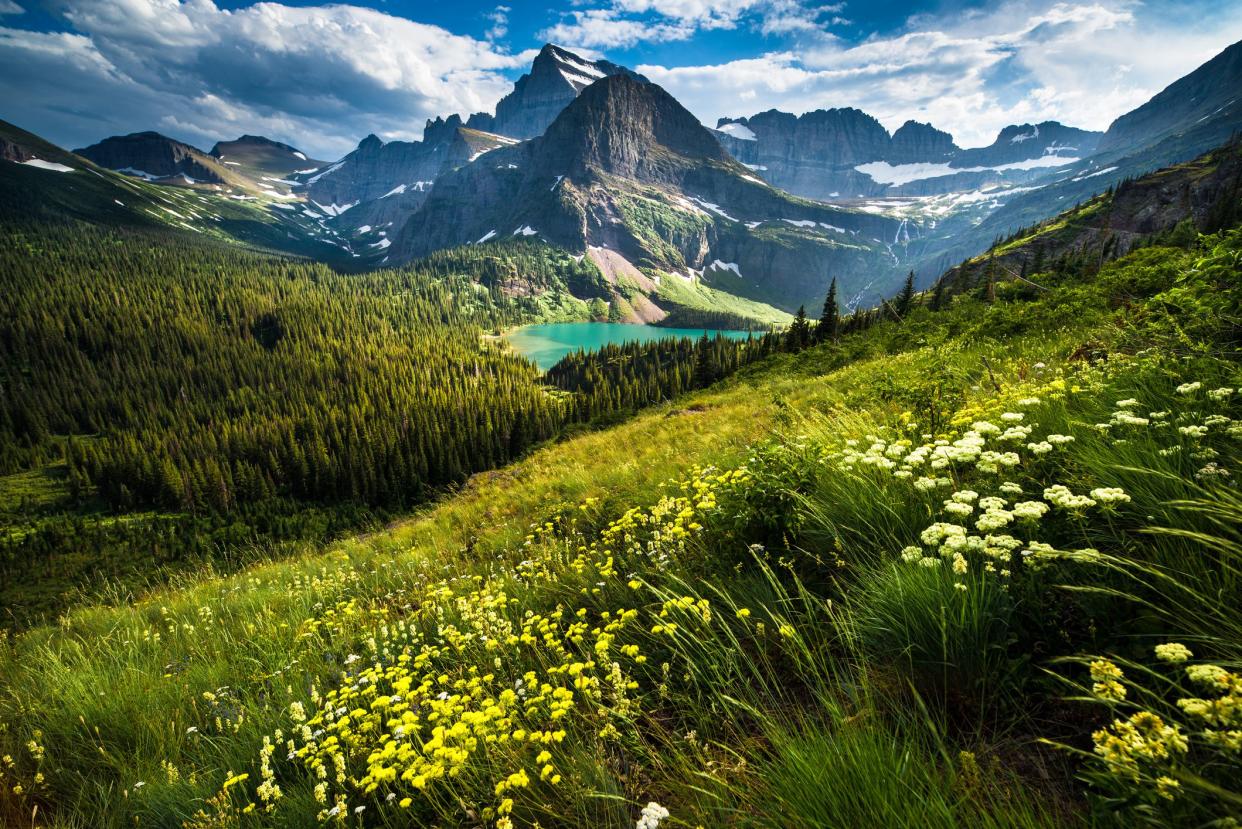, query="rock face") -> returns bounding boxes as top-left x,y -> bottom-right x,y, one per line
299,121 -> 518,209
888,121 -> 957,164
75,131 -> 234,185
715,108 -> 891,198
714,111 -> 1101,200
465,44 -> 644,140
393,74 -> 902,312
